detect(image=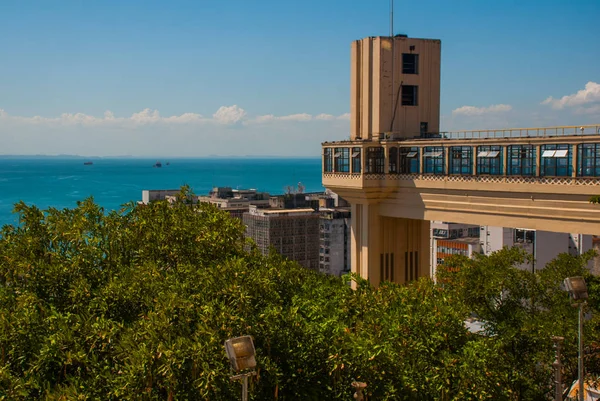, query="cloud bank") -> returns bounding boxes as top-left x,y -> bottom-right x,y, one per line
0,106 -> 350,157
0,106 -> 350,128
542,81 -> 600,111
